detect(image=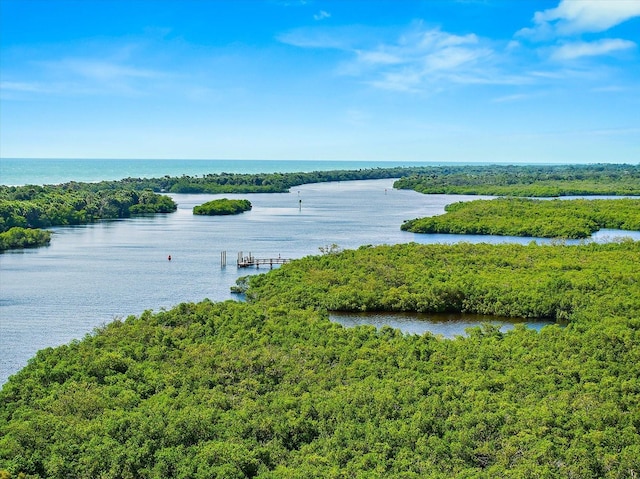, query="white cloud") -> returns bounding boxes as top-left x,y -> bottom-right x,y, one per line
355,50 -> 403,66
1,81 -> 50,93
423,45 -> 487,71
491,93 -> 532,103
36,59 -> 167,97
49,58 -> 163,82
519,0 -> 640,38
280,22 -> 535,92
506,40 -> 521,50
368,70 -> 425,93
0,80 -> 57,101
277,26 -> 357,49
358,27 -> 500,91
313,10 -> 331,21
550,38 -> 636,61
